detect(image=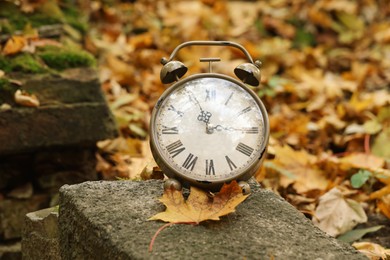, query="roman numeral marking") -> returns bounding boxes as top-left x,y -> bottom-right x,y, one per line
243,127 -> 259,134
225,155 -> 237,171
237,106 -> 252,116
166,140 -> 185,158
205,89 -> 216,102
225,92 -> 234,106
182,153 -> 198,171
236,142 -> 254,157
205,159 -> 215,175
162,126 -> 179,134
